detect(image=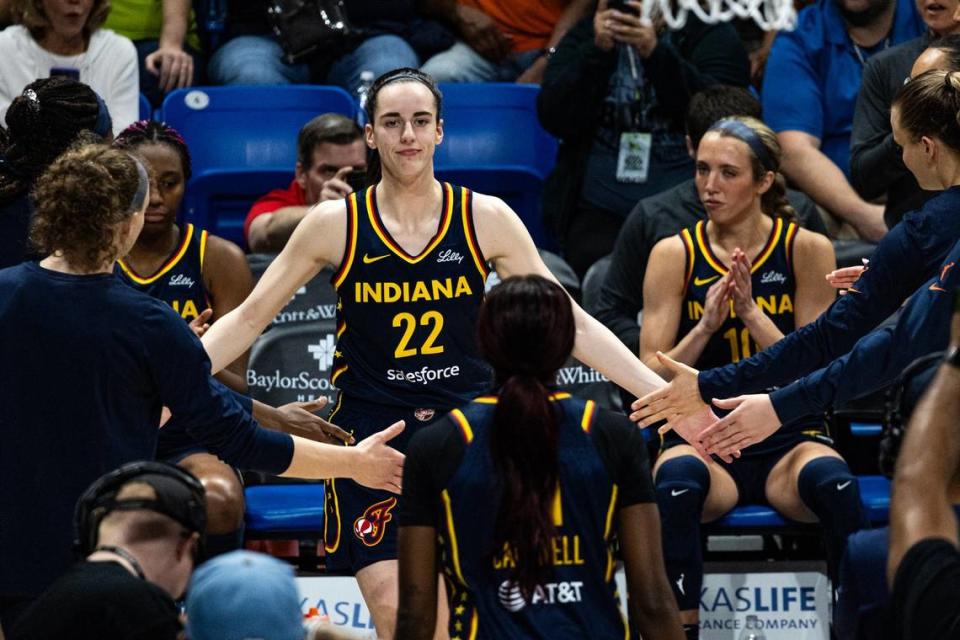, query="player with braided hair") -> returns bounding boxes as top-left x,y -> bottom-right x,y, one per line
0,76 -> 112,268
